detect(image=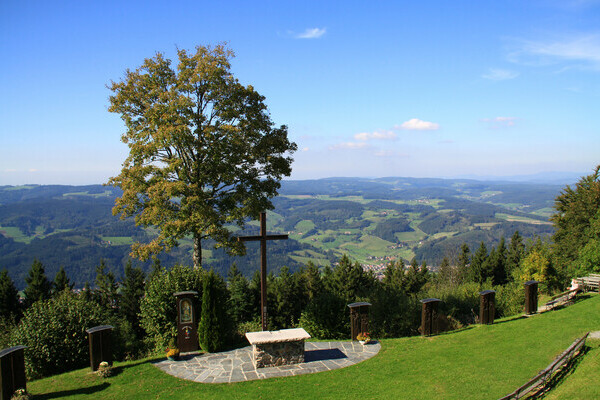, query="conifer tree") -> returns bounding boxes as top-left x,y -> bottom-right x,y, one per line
383,259 -> 405,290
121,260 -> 145,337
81,281 -> 93,302
469,242 -> 488,284
227,264 -> 252,325
198,270 -> 231,352
300,262 -> 323,301
457,243 -> 471,284
24,259 -> 52,308
506,231 -> 525,279
52,266 -> 73,295
437,256 -> 452,286
94,259 -> 119,311
490,237 -> 507,285
0,269 -> 19,320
